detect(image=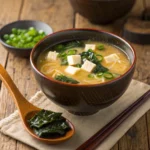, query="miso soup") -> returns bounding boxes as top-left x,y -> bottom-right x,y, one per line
37,40 -> 131,84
